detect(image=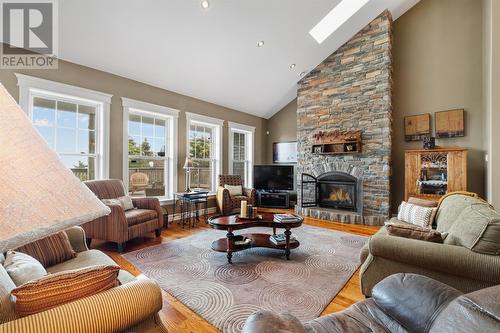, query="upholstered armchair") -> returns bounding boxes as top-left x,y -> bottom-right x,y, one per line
216,175 -> 256,215
83,179 -> 163,252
